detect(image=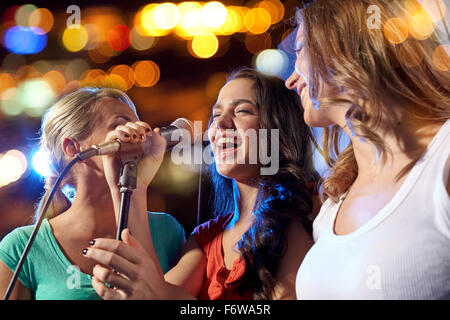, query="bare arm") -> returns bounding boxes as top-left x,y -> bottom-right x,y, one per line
0,261 -> 32,300
271,221 -> 314,300
164,235 -> 206,298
